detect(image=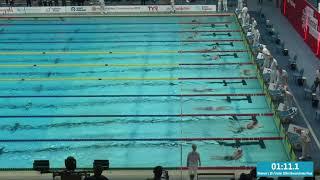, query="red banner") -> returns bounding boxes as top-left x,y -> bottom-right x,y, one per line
282,0 -> 320,57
